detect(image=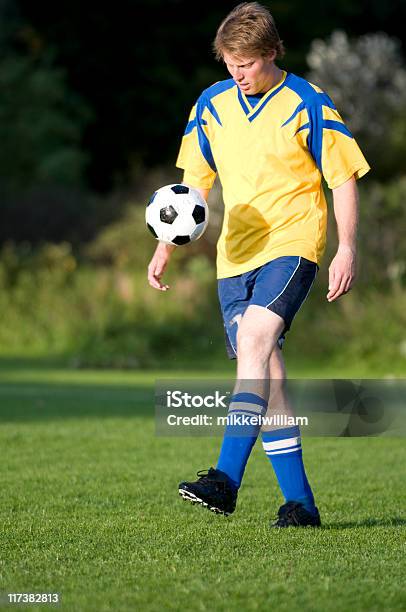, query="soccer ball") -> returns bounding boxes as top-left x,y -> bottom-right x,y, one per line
146,184 -> 209,246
